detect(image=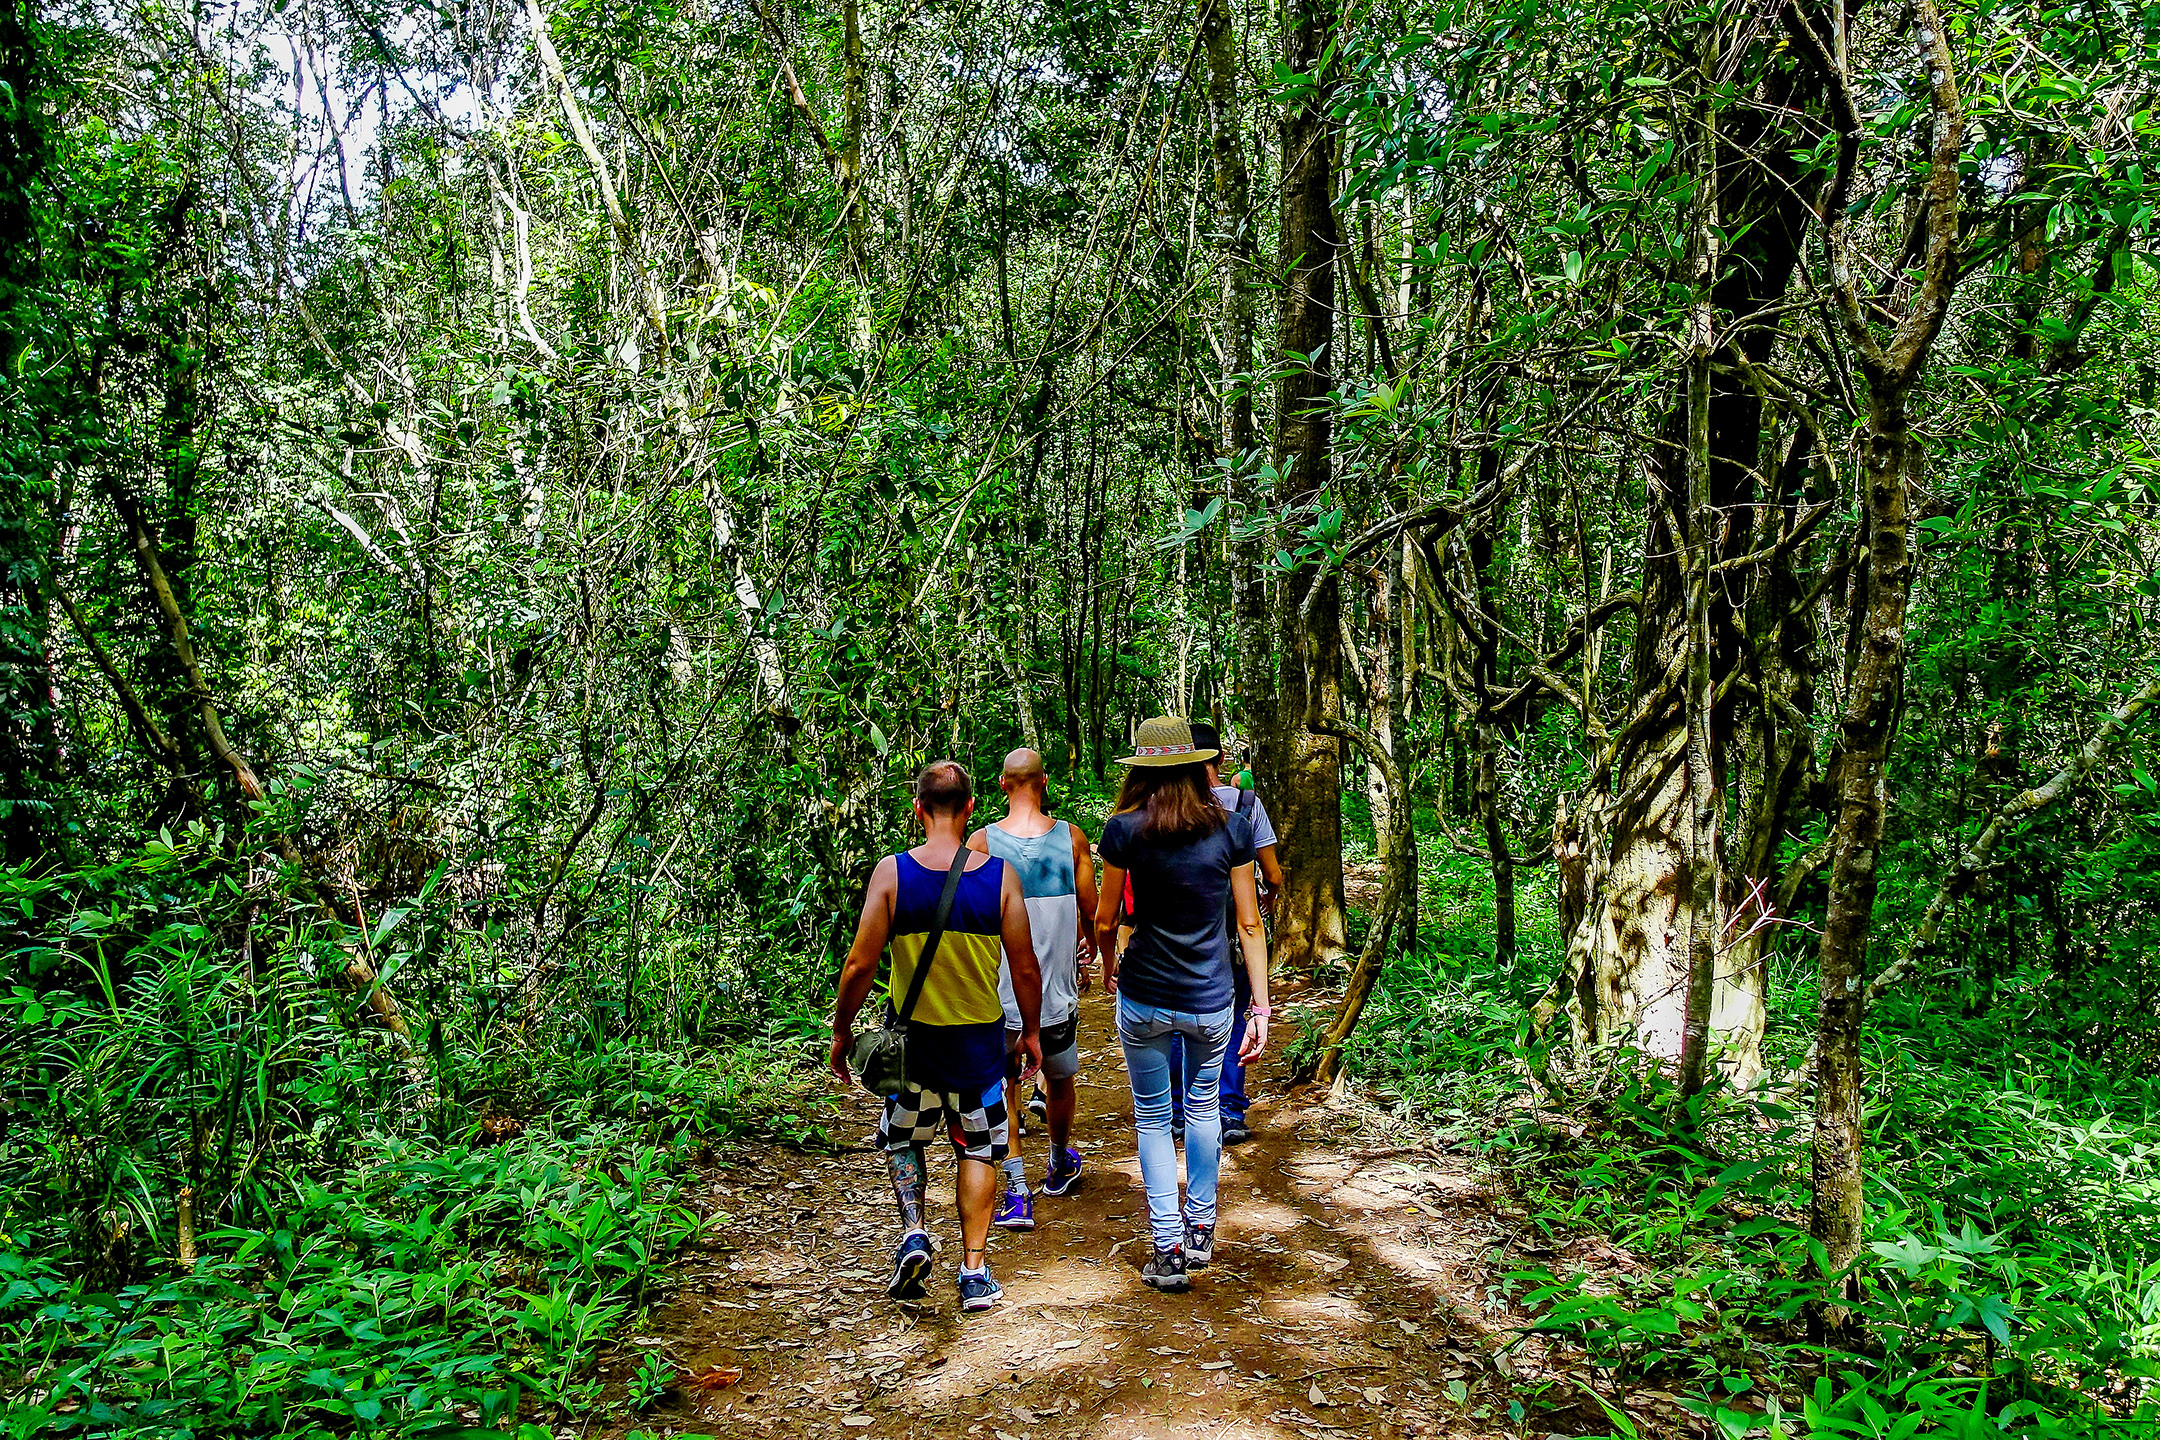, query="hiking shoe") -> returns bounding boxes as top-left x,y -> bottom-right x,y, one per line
994,1187 -> 1035,1231
1043,1146 -> 1084,1197
958,1267 -> 1004,1313
1172,1121 -> 1186,1145
1184,1222 -> 1215,1269
888,1231 -> 933,1301
1027,1085 -> 1048,1120
1141,1245 -> 1190,1292
1221,1115 -> 1253,1146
